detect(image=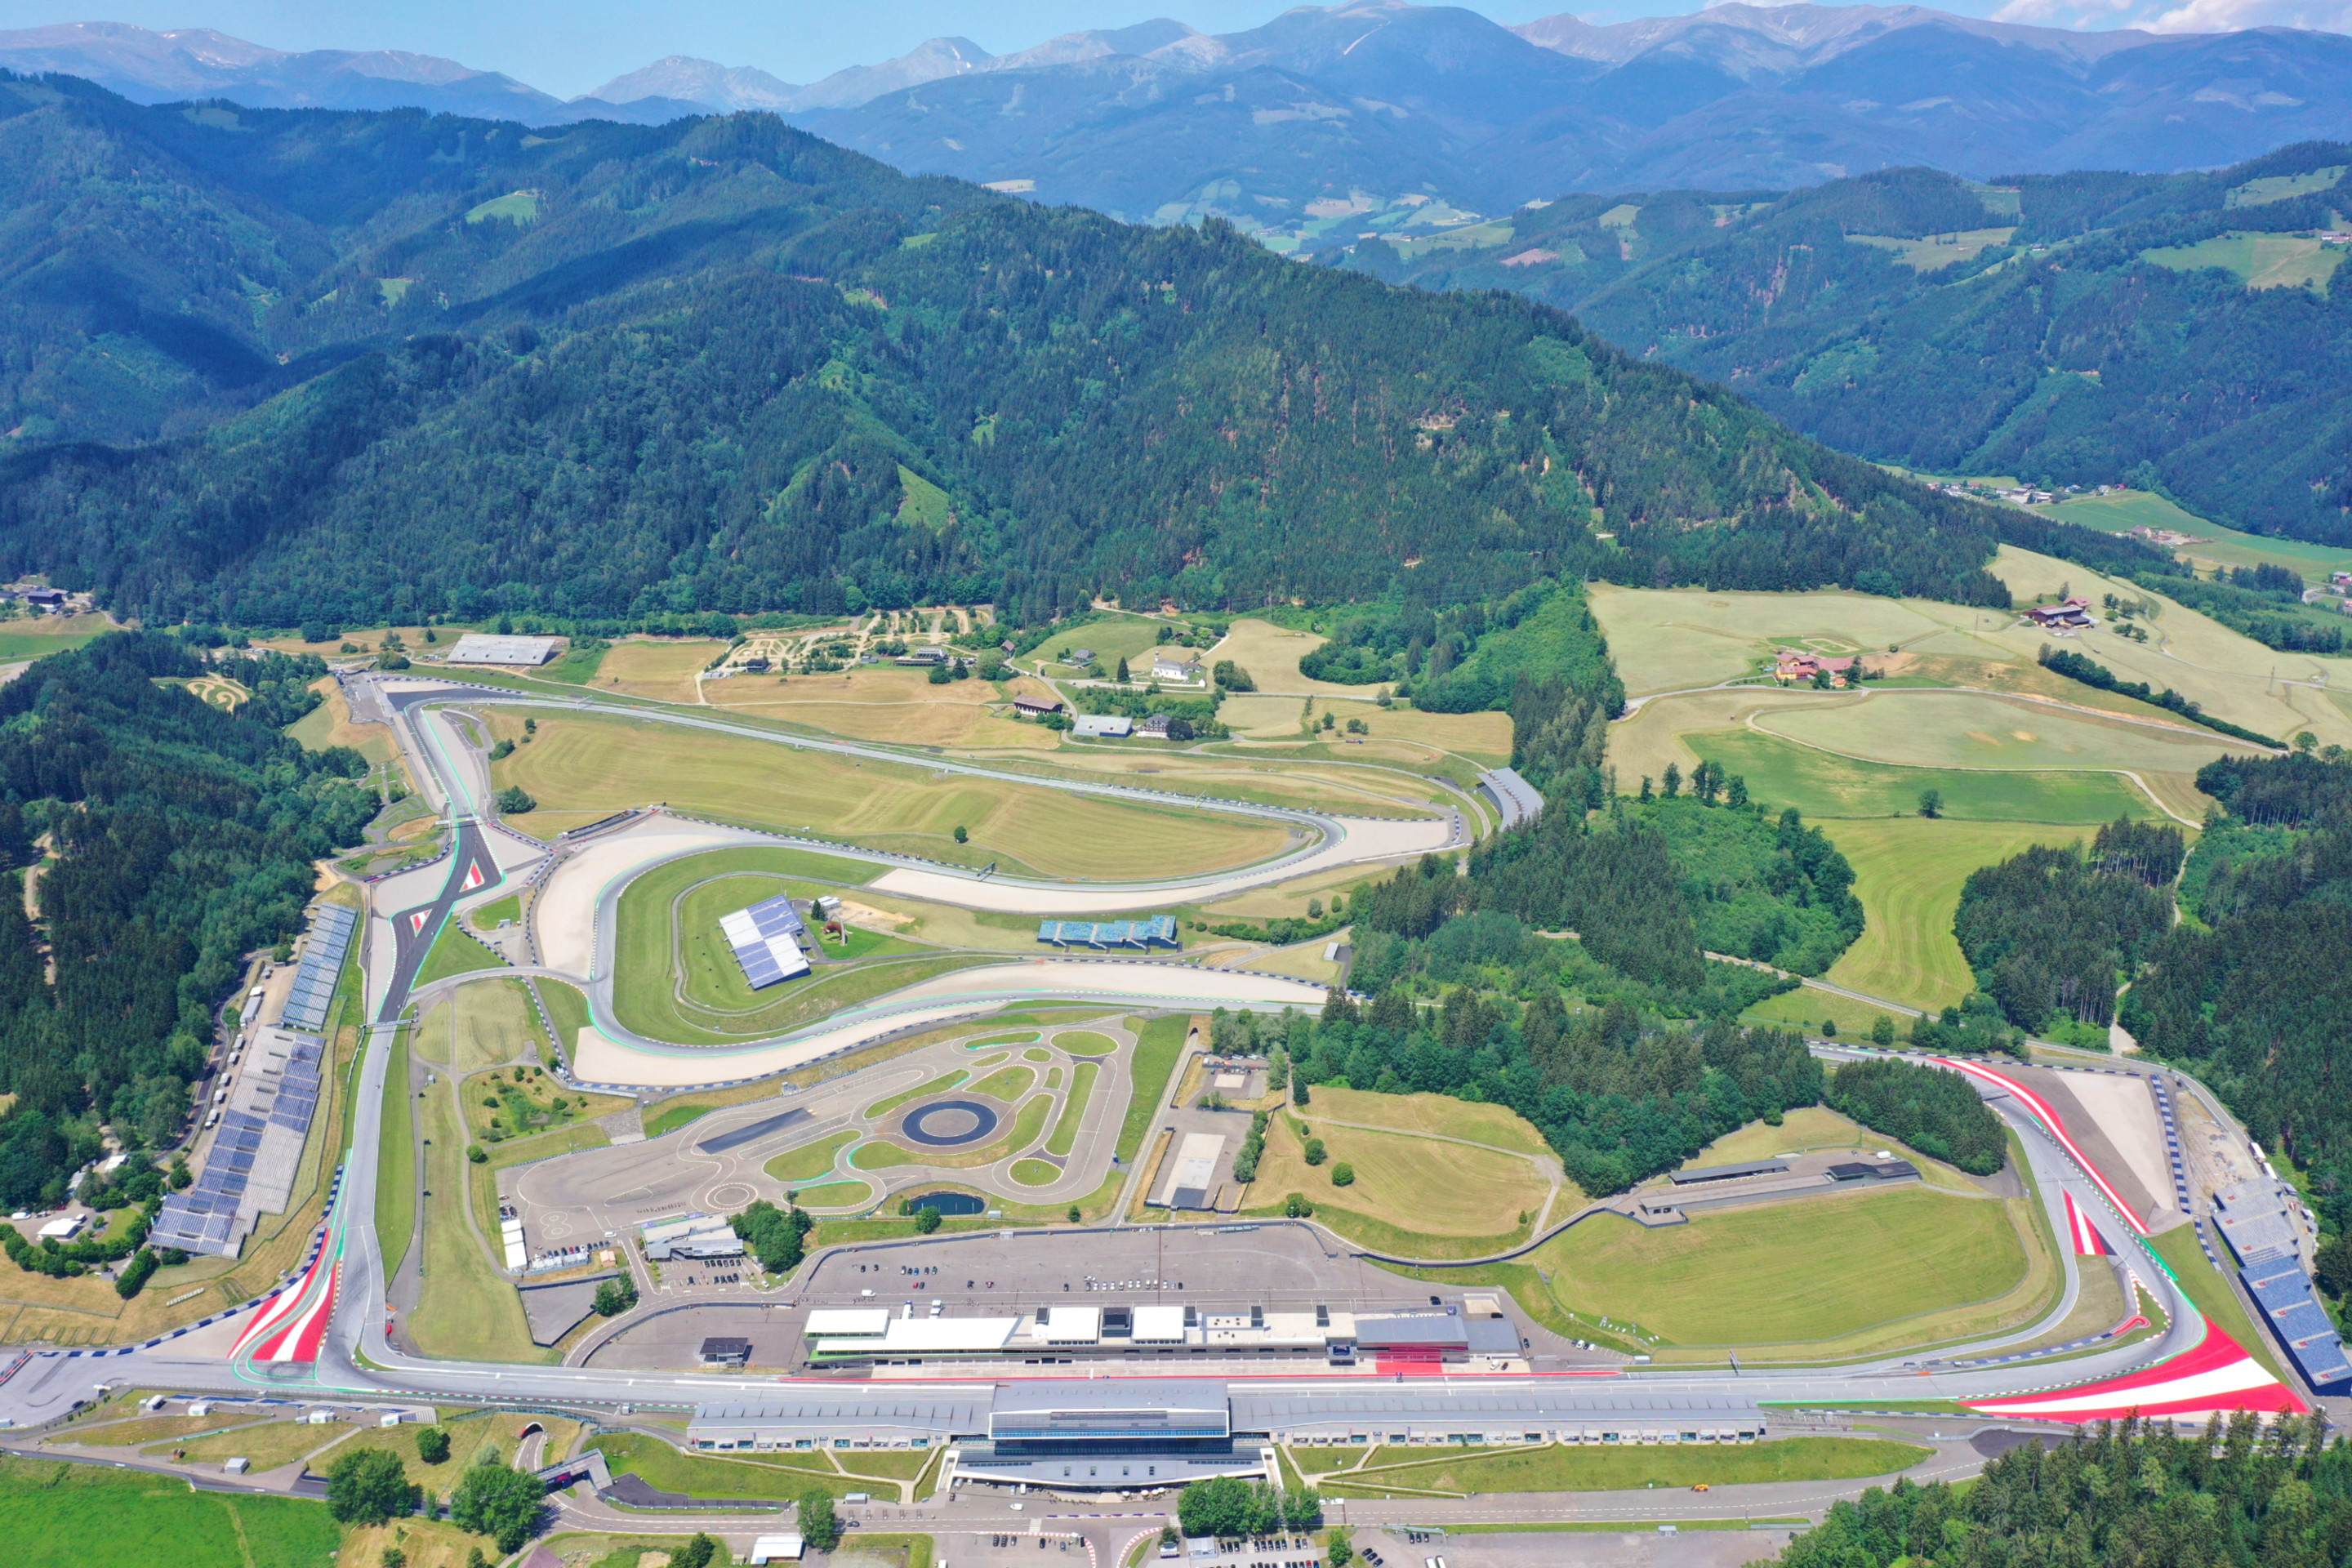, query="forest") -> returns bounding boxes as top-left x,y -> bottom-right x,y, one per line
1359,146 -> 2352,548
1766,1415 -> 2352,1568
0,73 -> 2069,629
1826,1058 -> 2008,1176
1282,993 -> 1821,1200
1953,830 -> 2179,1036
0,634 -> 372,1207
